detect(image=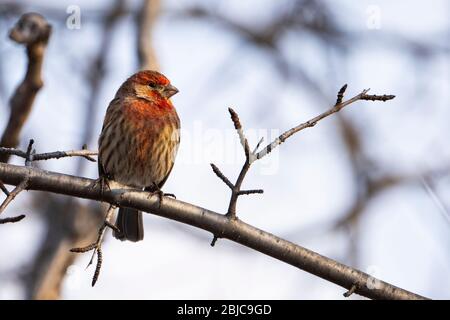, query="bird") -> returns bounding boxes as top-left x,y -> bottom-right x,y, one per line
98,70 -> 180,242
